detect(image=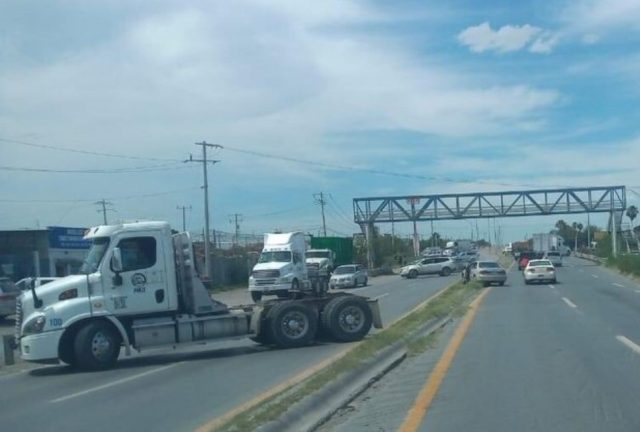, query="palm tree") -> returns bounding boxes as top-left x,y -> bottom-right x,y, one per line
627,205 -> 638,228
572,222 -> 582,252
